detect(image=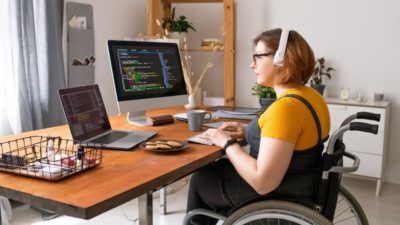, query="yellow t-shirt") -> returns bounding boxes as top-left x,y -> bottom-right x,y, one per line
258,86 -> 330,151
